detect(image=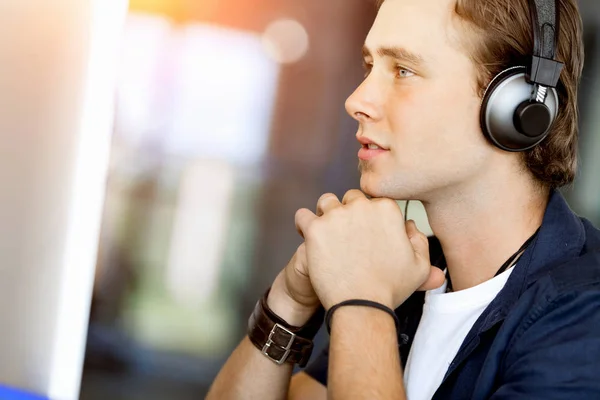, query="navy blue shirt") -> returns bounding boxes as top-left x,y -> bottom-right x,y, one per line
304,190 -> 600,399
